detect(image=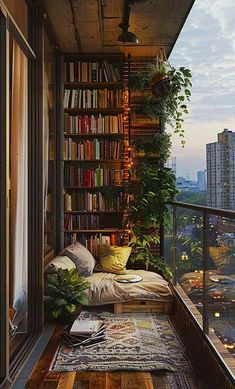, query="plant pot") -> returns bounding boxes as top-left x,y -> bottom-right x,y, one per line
151,75 -> 171,98
50,304 -> 82,325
